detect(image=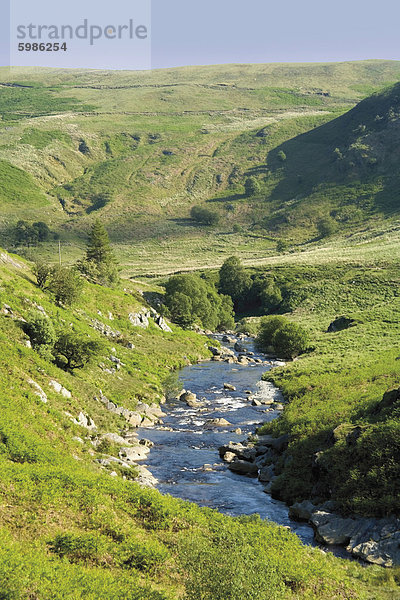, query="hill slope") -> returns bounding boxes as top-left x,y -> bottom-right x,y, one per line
1,61 -> 400,274
0,249 -> 396,598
